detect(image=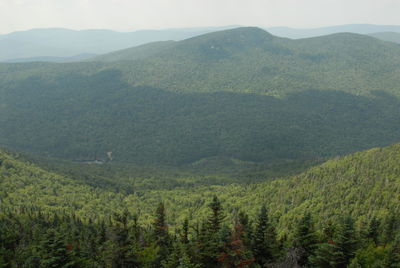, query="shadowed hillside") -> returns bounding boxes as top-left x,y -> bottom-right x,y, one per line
1,27 -> 400,165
